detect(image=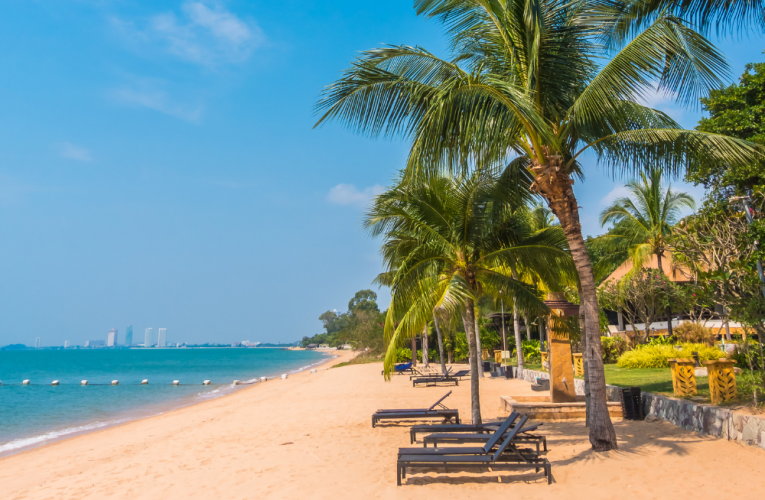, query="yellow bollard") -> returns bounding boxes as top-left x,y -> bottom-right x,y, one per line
572,353 -> 584,377
494,351 -> 502,364
481,349 -> 490,361
668,358 -> 697,397
702,359 -> 737,404
540,351 -> 548,372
